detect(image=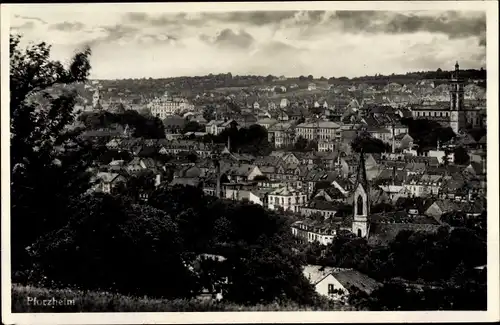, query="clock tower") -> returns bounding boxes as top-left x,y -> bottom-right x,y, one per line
449,61 -> 466,134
